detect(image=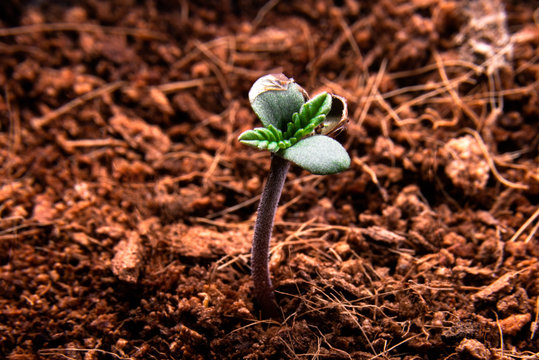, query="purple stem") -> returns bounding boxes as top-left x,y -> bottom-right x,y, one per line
251,154 -> 290,318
